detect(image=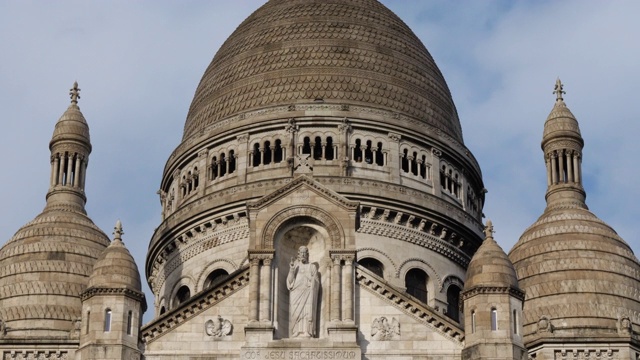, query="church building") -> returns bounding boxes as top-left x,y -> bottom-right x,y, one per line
0,1 -> 638,359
